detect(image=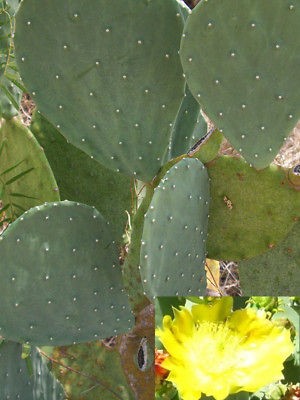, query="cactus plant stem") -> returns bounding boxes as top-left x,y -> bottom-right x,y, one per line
122,184 -> 154,314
